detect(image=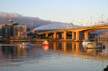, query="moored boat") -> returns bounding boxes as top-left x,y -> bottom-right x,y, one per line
82,39 -> 105,53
